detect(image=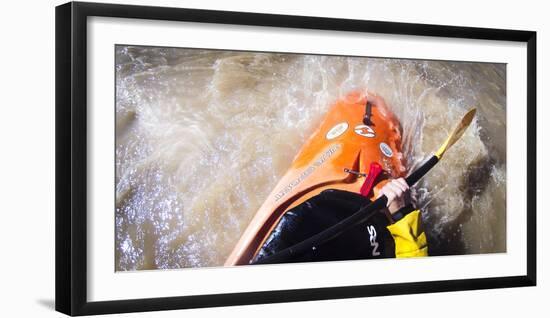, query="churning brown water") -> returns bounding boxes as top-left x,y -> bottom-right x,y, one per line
115,45 -> 506,271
